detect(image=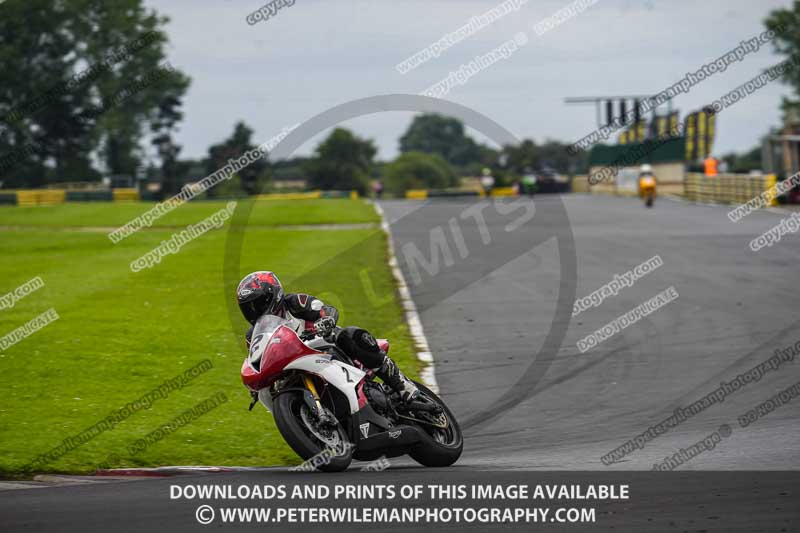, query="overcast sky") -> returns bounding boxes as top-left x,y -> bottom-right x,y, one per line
145,0 -> 792,162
